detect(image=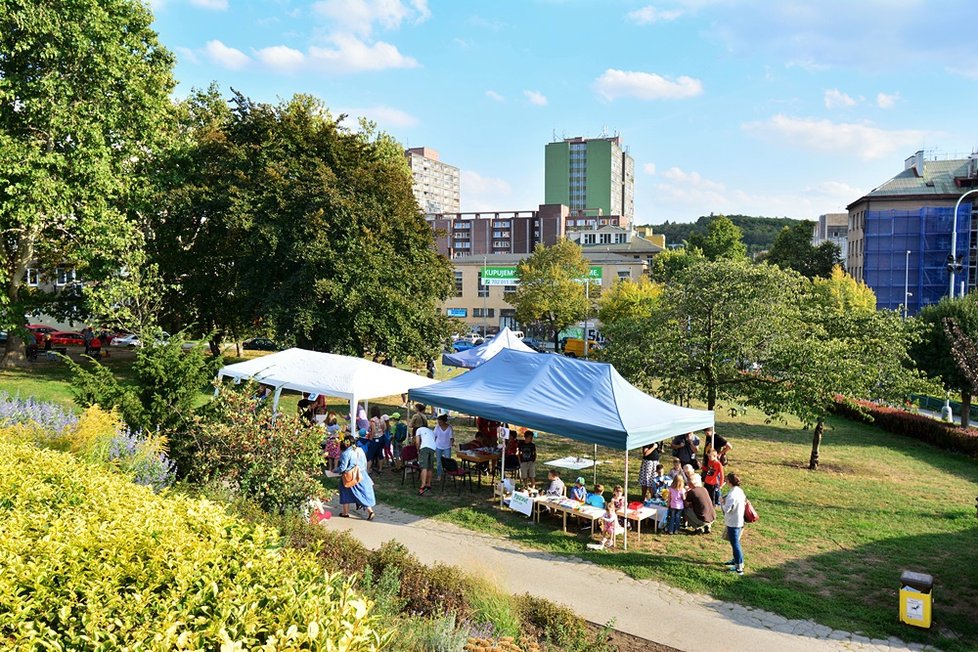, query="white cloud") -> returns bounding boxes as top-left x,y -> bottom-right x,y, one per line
876,91 -> 899,109
346,105 -> 419,127
626,5 -> 683,24
190,0 -> 228,8
461,170 -> 512,211
204,40 -> 250,70
524,90 -> 548,106
313,0 -> 430,37
742,114 -> 931,160
593,69 -> 703,101
485,90 -> 505,102
643,163 -> 657,175
255,45 -> 305,72
661,167 -> 725,192
174,46 -> 200,65
824,88 -> 857,109
308,34 -> 418,72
